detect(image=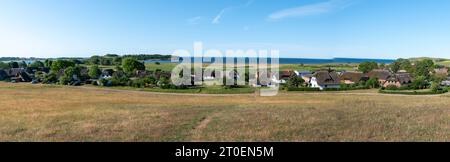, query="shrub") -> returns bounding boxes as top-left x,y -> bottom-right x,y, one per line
42,72 -> 58,84
385,85 -> 399,90
88,65 -> 101,79
286,87 -> 321,91
59,75 -> 71,85
122,58 -> 145,74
